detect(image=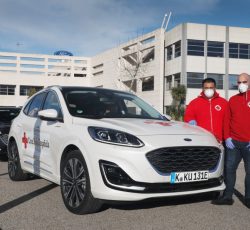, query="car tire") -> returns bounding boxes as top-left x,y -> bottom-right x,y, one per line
8,140 -> 29,181
60,150 -> 102,214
